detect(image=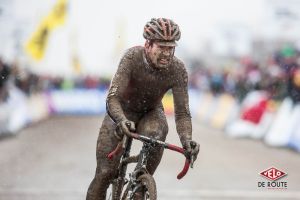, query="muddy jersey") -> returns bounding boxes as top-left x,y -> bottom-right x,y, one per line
107,46 -> 192,141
